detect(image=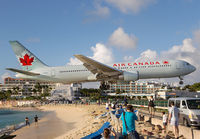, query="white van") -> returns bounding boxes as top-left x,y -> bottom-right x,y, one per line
168,97 -> 200,127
